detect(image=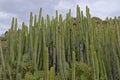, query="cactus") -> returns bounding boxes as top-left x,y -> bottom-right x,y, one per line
49,67 -> 55,80
0,5 -> 120,80
43,47 -> 49,80
16,30 -> 22,80
0,41 -> 7,80
72,51 -> 75,80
